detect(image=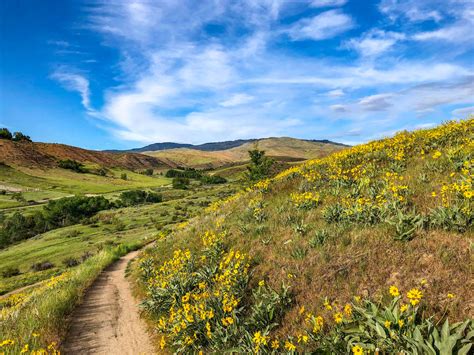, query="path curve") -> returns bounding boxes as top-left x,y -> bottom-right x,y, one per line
62,251 -> 155,354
